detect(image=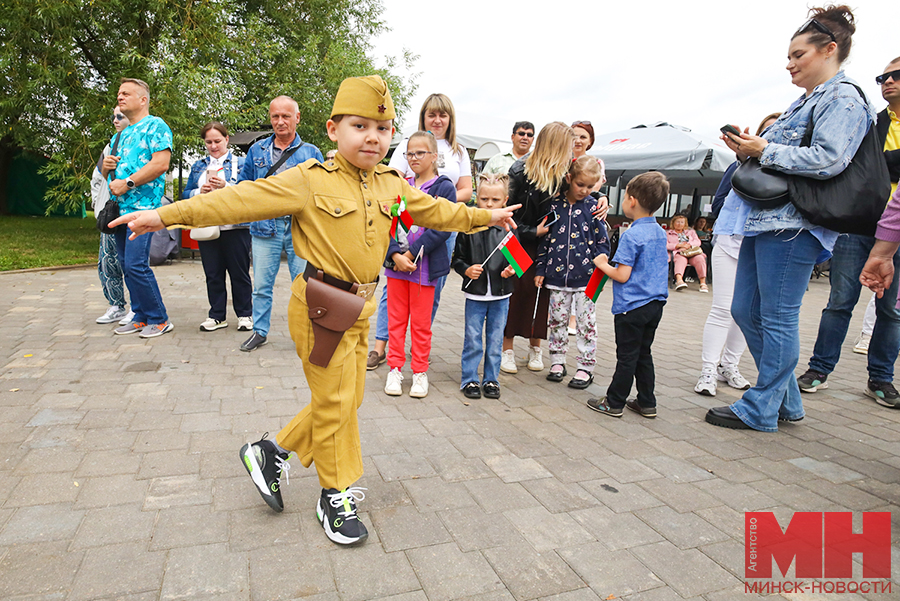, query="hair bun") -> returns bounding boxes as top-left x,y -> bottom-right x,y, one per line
811,4 -> 856,34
